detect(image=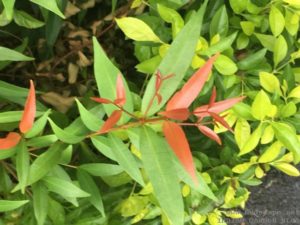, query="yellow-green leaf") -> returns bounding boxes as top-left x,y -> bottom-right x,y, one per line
115,17 -> 163,43
232,162 -> 253,174
251,90 -> 272,120
214,54 -> 238,75
269,6 -> 285,36
285,10 -> 299,36
259,72 -> 280,93
272,162 -> 300,176
274,35 -> 288,67
234,118 -> 251,150
283,0 -> 300,7
240,124 -> 262,156
259,141 -> 283,163
225,185 -> 236,204
192,212 -> 206,225
261,125 -> 274,144
240,21 -> 255,36
288,86 -> 300,98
